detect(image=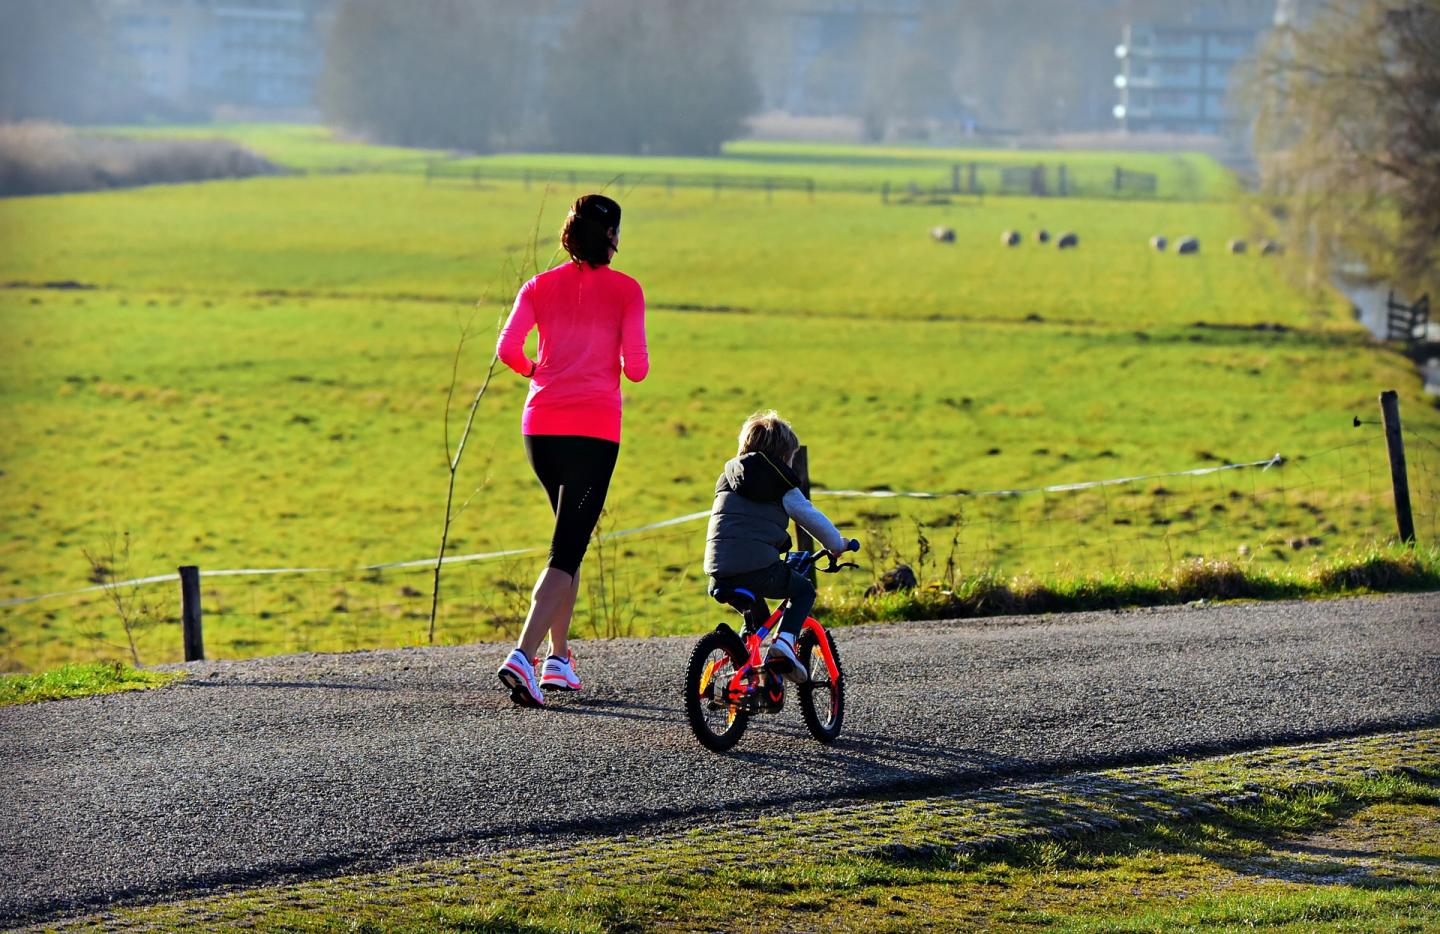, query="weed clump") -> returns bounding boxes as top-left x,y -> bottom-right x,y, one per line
0,122 -> 282,196
0,661 -> 180,705
1315,544 -> 1436,591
